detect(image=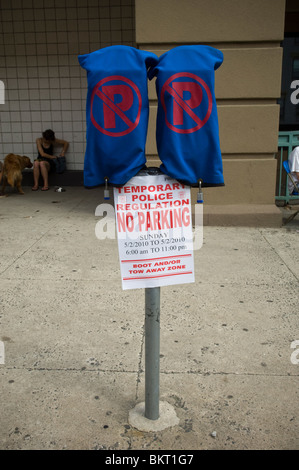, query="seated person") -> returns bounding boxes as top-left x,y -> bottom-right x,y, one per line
32,129 -> 69,191
288,146 -> 299,195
